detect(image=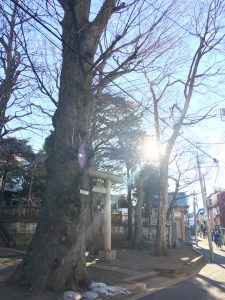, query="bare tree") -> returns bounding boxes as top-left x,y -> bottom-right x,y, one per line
0,1 -> 60,141
132,169 -> 145,249
0,1 -> 33,137
167,148 -> 198,221
144,0 -> 225,256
